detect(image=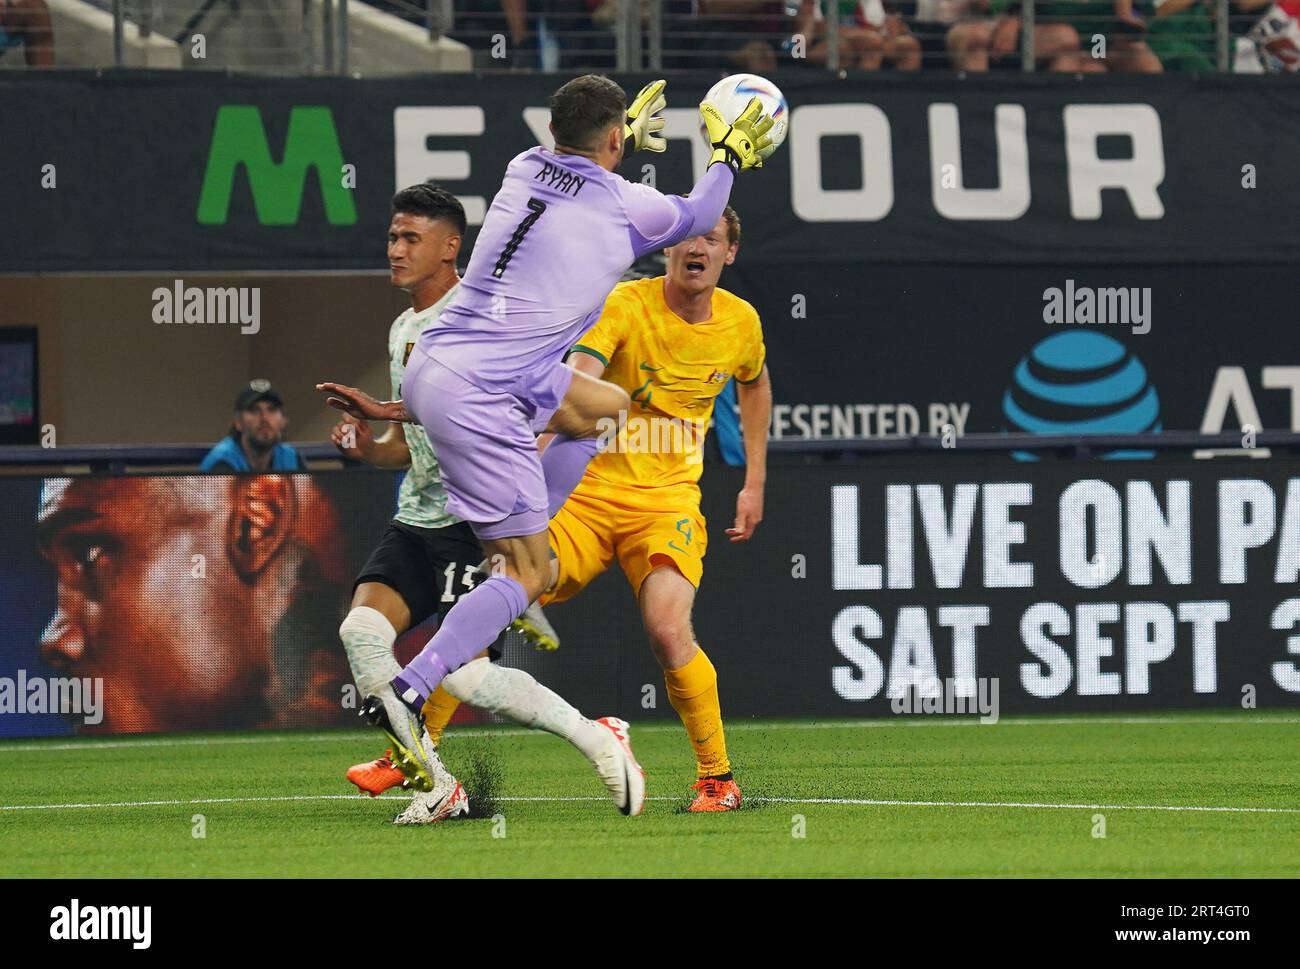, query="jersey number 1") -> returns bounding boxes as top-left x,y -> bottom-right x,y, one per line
492,198 -> 547,279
